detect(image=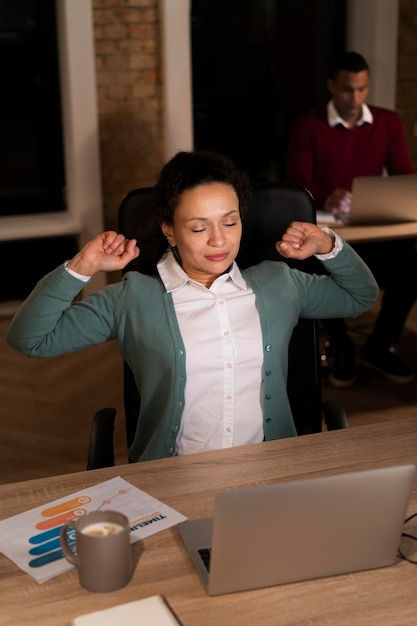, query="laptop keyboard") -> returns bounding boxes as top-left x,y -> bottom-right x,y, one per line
198,547 -> 212,571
